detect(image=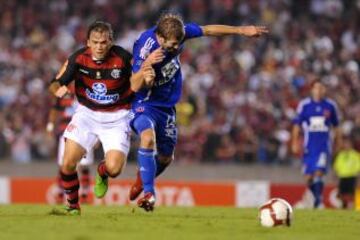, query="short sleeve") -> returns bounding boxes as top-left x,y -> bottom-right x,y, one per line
184,23 -> 203,40
292,101 -> 305,125
132,35 -> 156,73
